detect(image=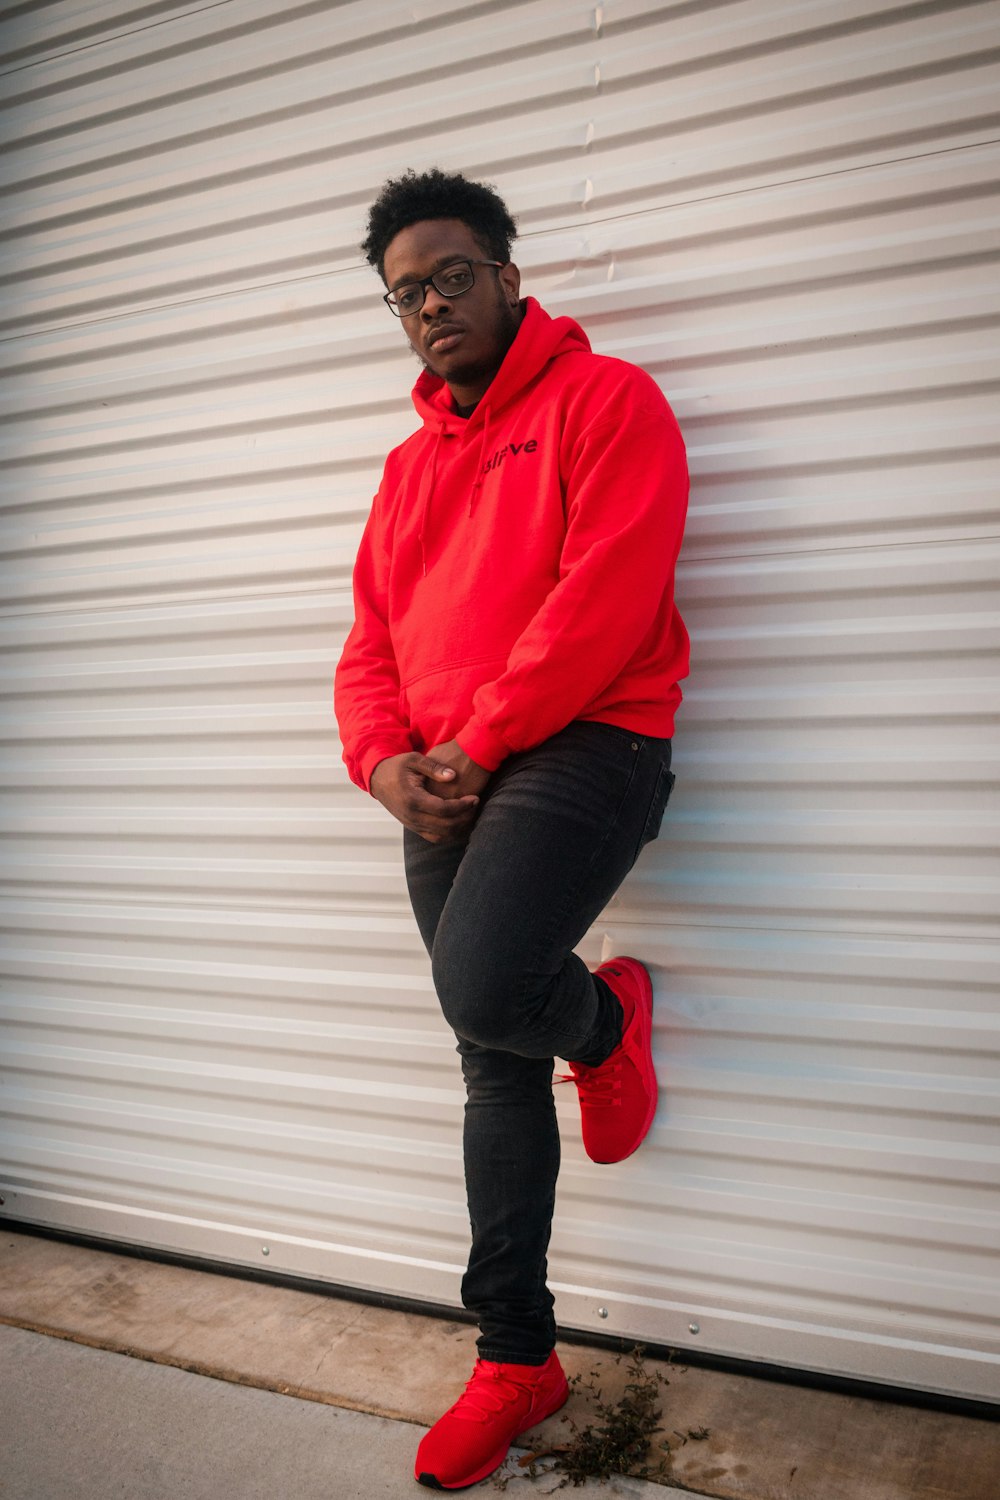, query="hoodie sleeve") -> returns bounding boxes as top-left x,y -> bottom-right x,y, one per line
334,488 -> 413,792
454,377 -> 688,770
